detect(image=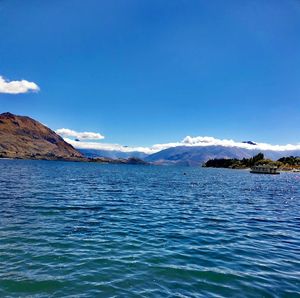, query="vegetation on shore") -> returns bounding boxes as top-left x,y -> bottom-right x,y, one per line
203,153 -> 300,170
